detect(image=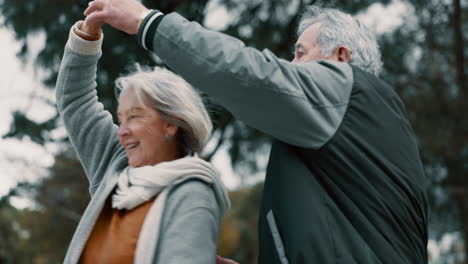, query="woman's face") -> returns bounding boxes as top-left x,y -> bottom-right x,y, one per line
117,89 -> 179,167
